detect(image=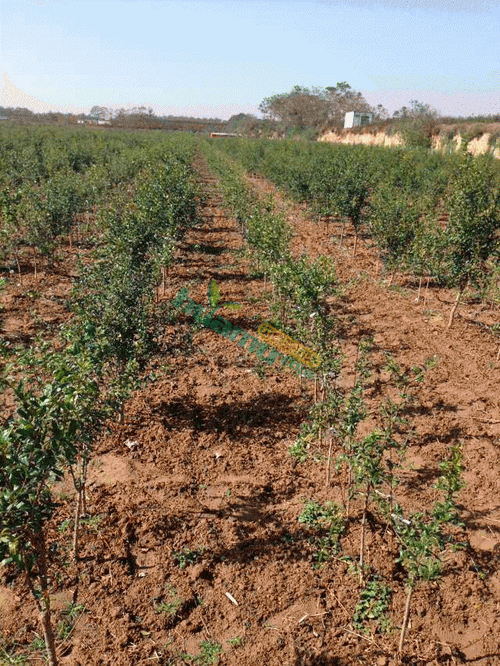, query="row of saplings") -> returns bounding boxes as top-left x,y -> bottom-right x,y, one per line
202,141 -> 466,658
293,339 -> 464,656
213,136 -> 500,330
0,126 -> 178,269
0,145 -> 200,666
